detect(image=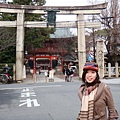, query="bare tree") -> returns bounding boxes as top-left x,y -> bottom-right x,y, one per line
87,0 -> 120,63
0,27 -> 16,51
52,28 -> 77,60
101,0 -> 120,63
